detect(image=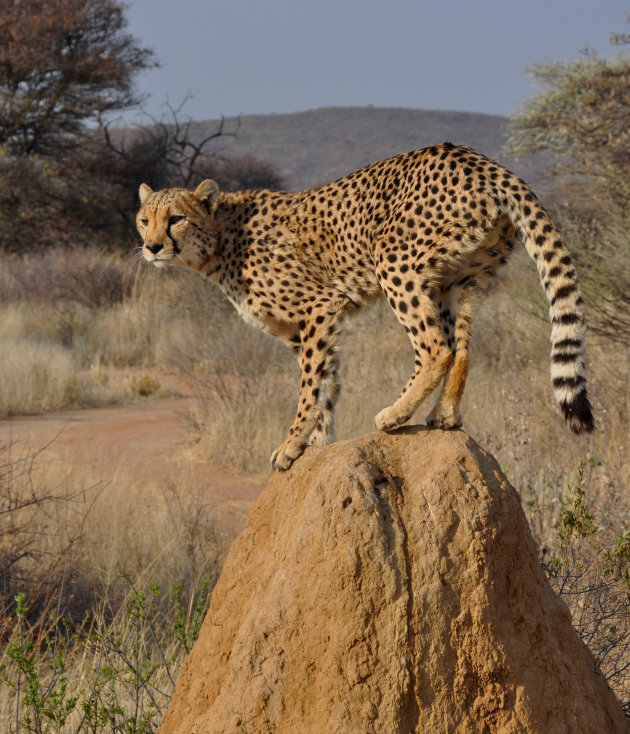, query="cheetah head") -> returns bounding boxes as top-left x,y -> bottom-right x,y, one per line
136,180 -> 220,272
